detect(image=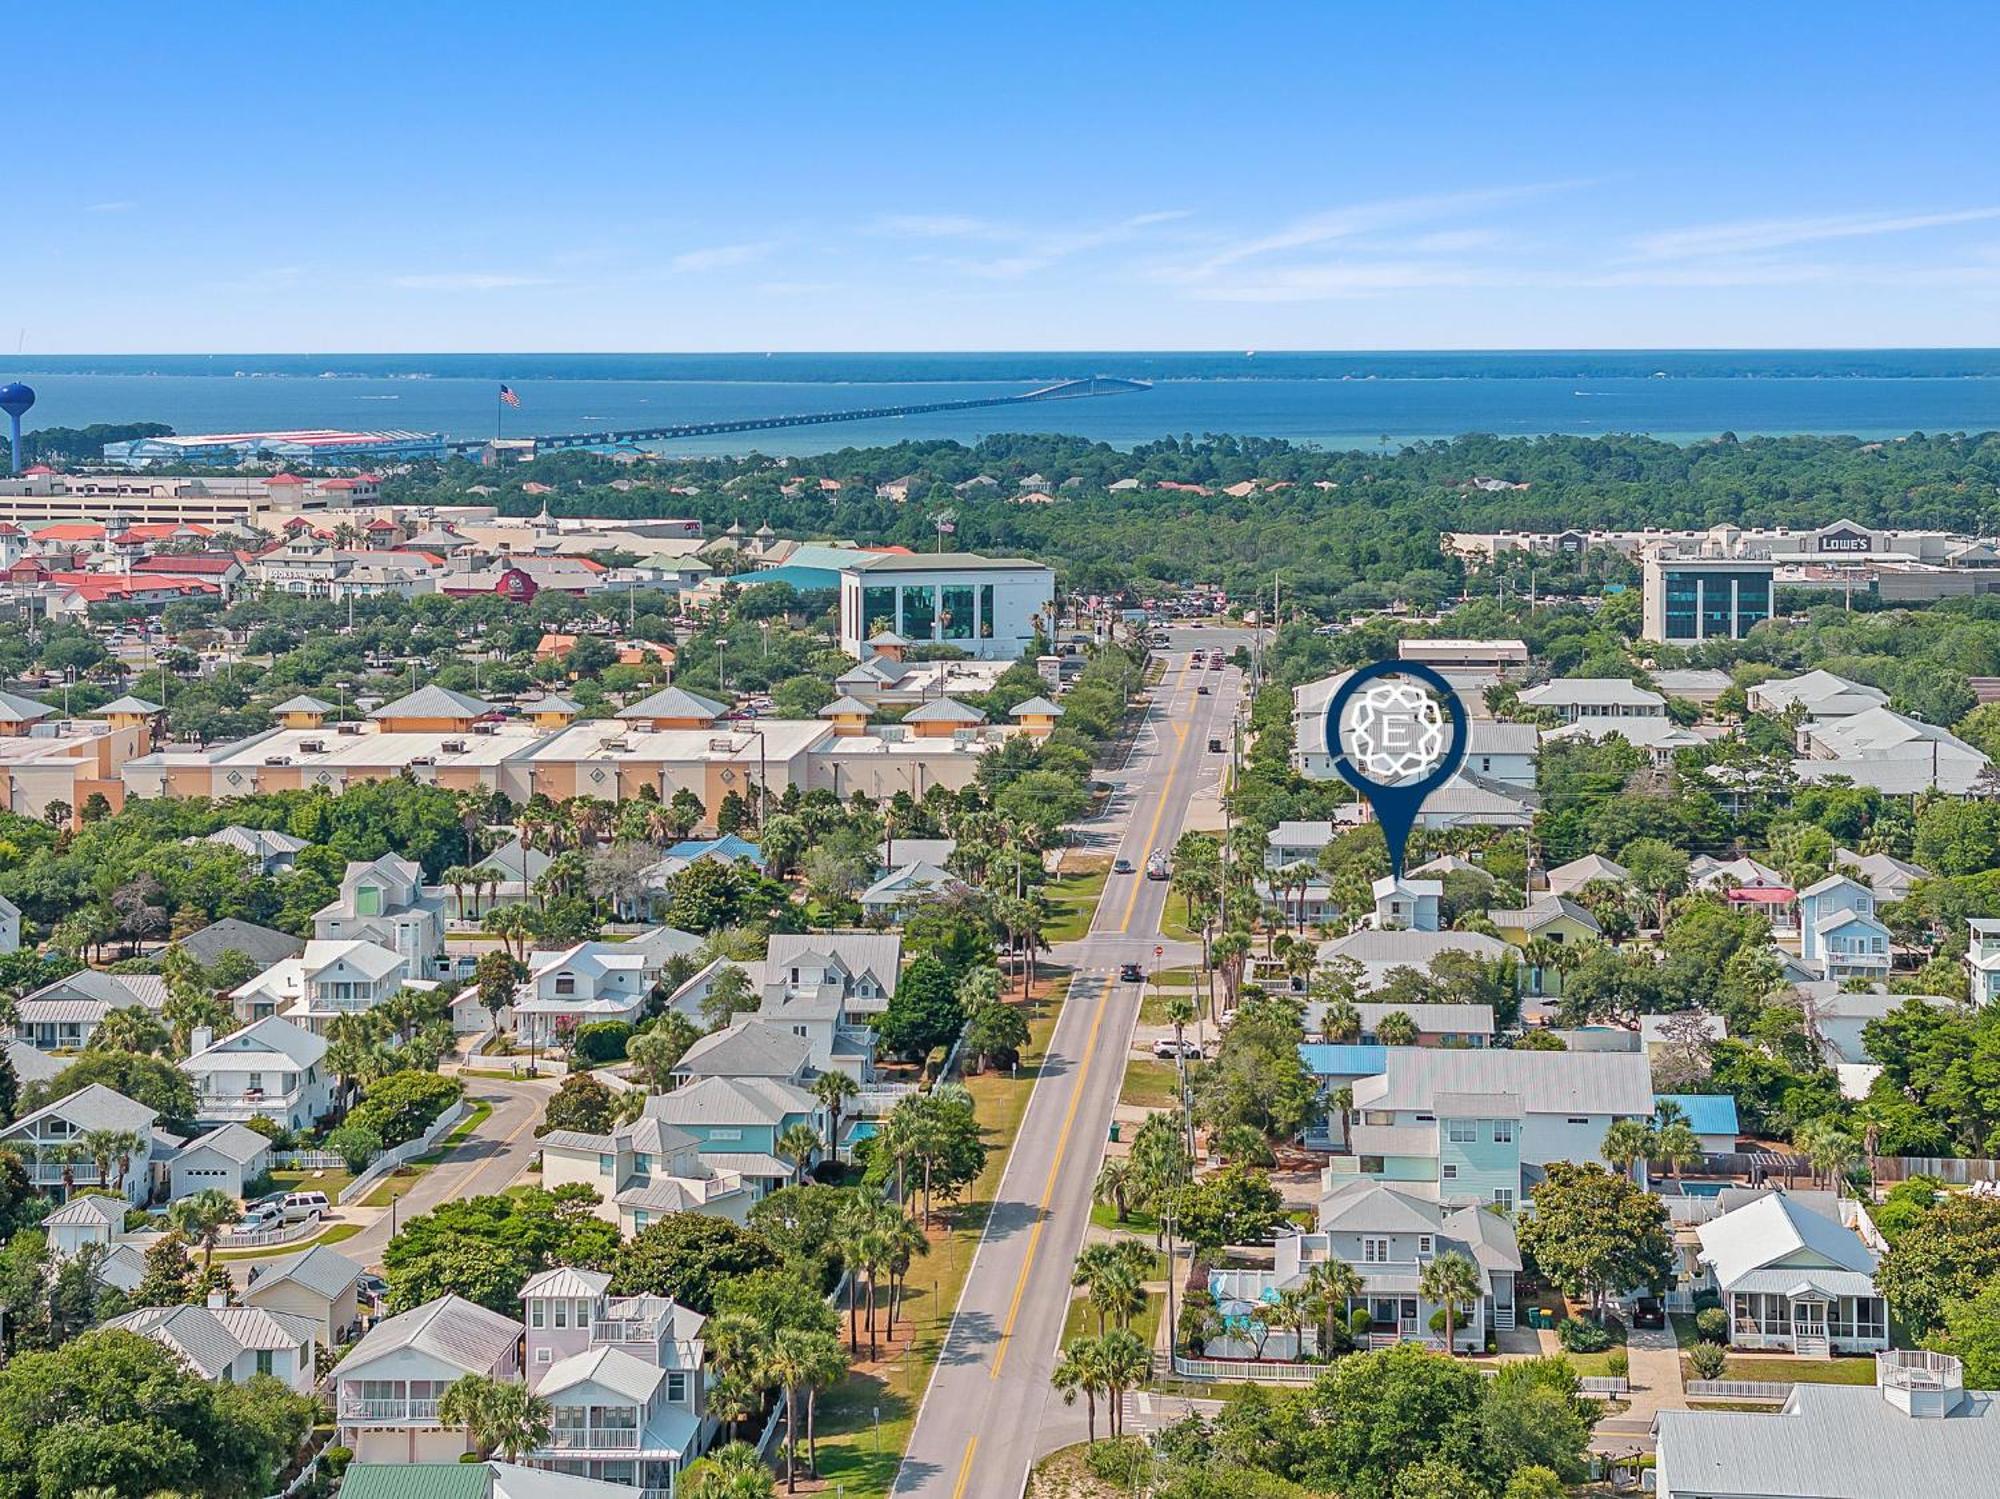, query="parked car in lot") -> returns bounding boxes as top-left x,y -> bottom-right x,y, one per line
1152,1038 -> 1202,1060
1119,963 -> 1145,983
